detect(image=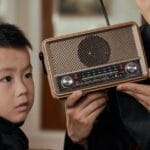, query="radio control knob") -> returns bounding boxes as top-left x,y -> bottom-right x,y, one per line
61,76 -> 74,87
125,62 -> 138,73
